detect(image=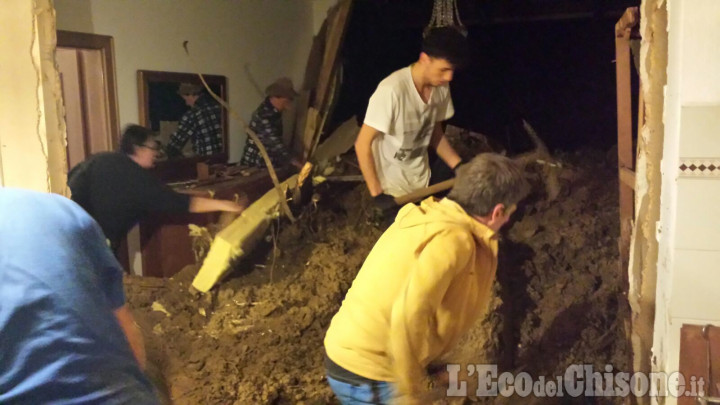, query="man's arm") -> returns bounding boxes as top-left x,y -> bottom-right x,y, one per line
388,230 -> 474,399
355,124 -> 384,196
429,122 -> 462,170
189,196 -> 244,213
114,304 -> 146,370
